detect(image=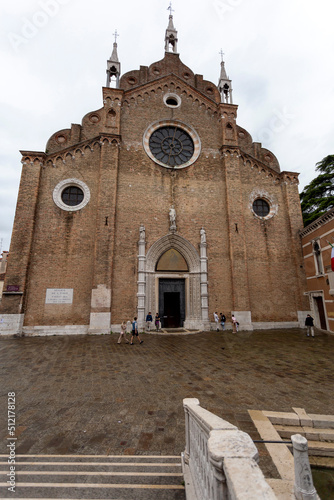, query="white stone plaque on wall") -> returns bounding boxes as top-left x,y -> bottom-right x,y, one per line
45,289 -> 73,304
